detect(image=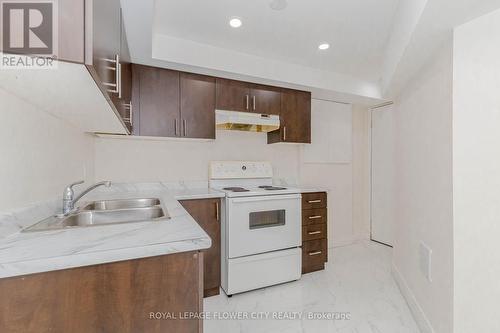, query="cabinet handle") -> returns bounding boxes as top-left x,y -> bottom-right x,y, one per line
117,61 -> 122,99
246,95 -> 249,110
308,251 -> 322,256
215,202 -> 219,221
308,200 -> 321,203
308,215 -> 322,220
283,126 -> 287,141
129,102 -> 133,129
123,102 -> 133,128
308,231 -> 322,235
174,119 -> 179,136
103,54 -> 121,96
183,119 -> 187,137
252,96 -> 256,111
